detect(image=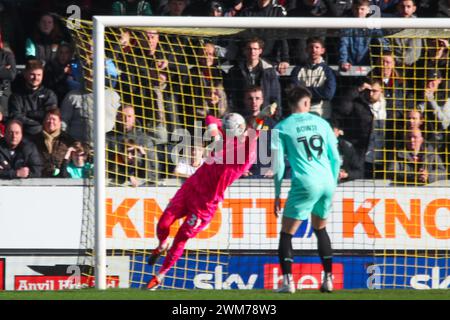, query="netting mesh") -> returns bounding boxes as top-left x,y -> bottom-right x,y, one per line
68,20 -> 449,290
369,30 -> 450,288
